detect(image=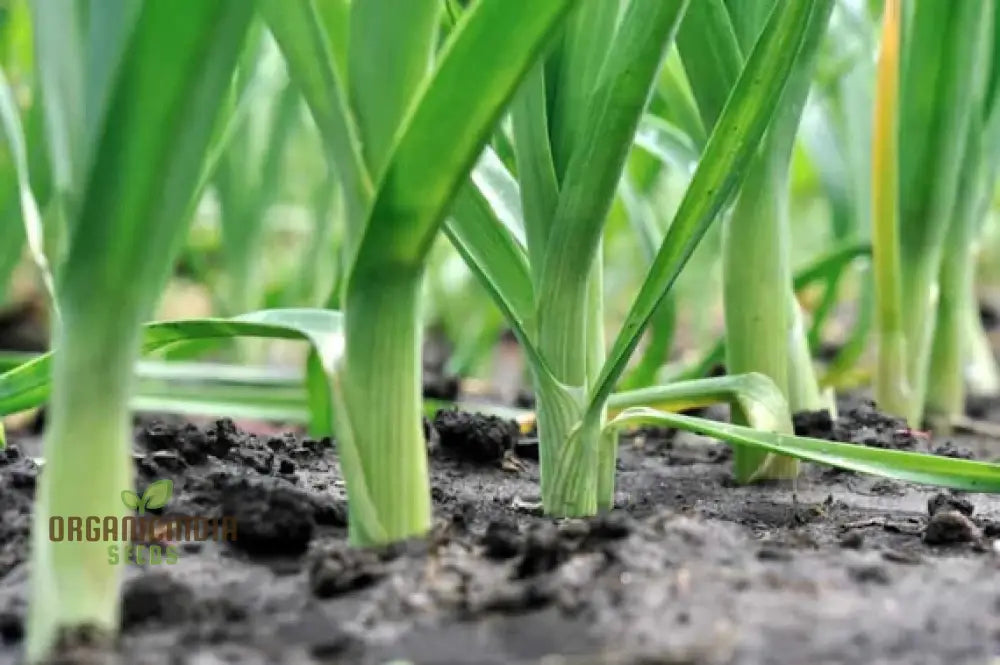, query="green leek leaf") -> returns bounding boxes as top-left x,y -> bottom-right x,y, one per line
588,0 -> 817,417
0,309 -> 344,417
607,408 -> 1000,492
